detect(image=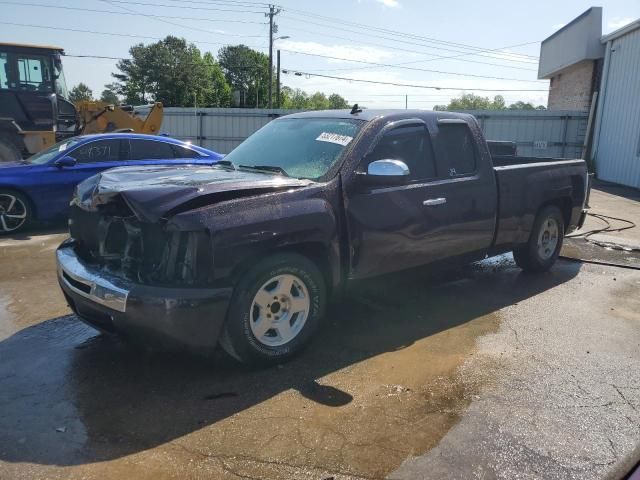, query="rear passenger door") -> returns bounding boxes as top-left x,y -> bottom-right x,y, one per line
421,119 -> 497,263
